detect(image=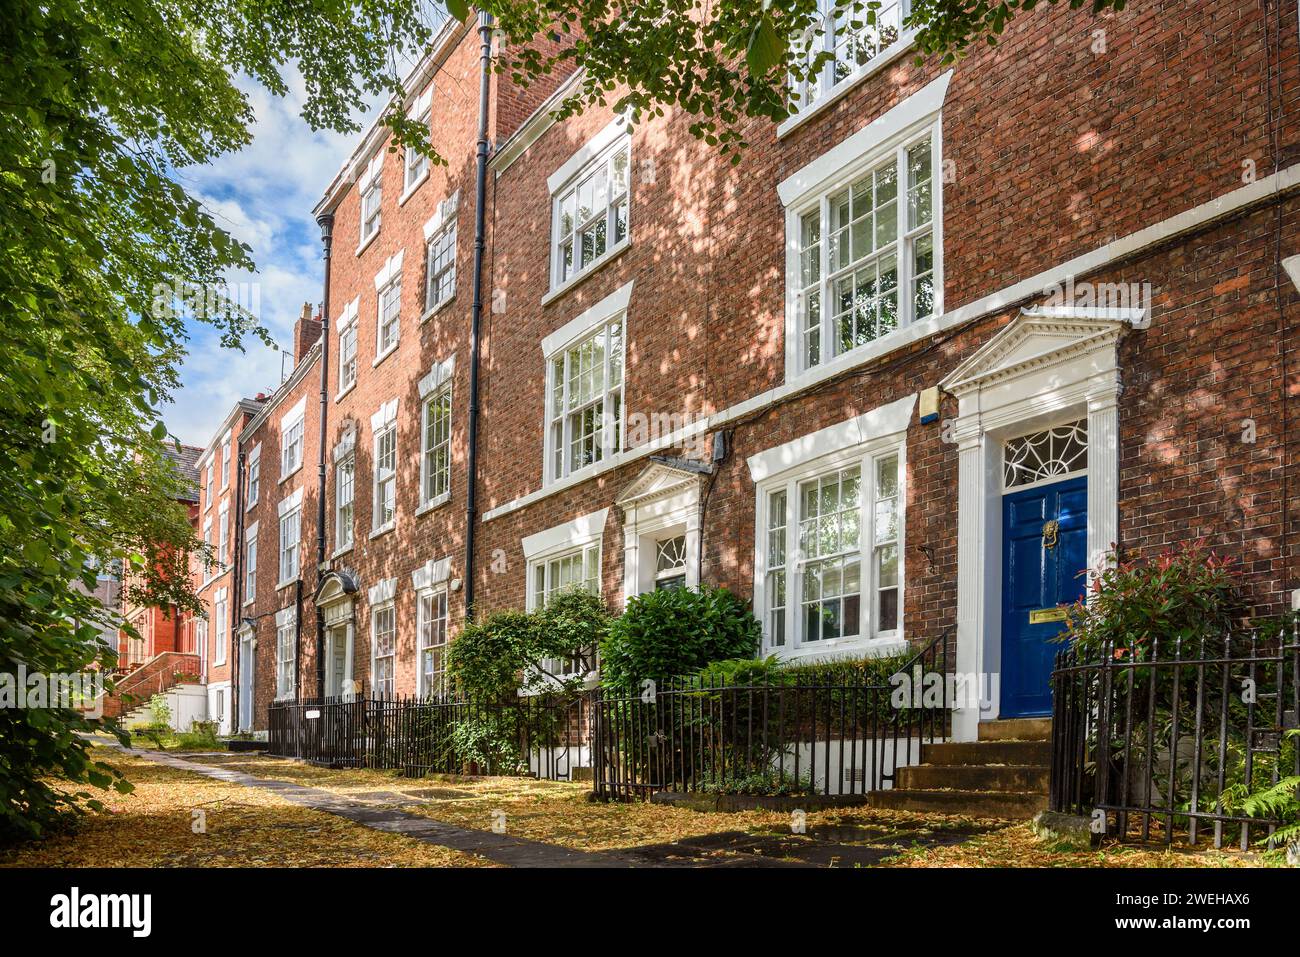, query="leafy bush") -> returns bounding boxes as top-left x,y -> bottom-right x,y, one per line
176,721 -> 220,750
448,590 -> 611,700
697,770 -> 815,797
1064,542 -> 1246,660
600,585 -> 761,694
147,693 -> 172,728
